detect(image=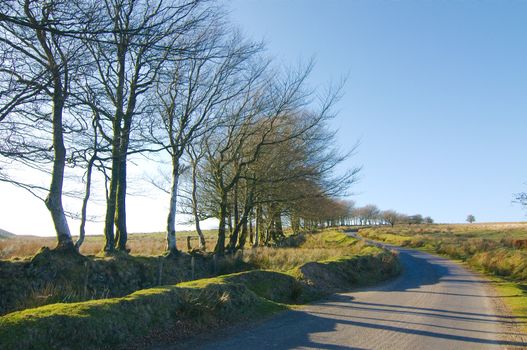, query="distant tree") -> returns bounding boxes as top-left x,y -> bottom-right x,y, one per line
382,210 -> 399,227
355,205 -> 380,225
397,214 -> 410,224
514,192 -> 527,208
466,214 -> 476,223
424,216 -> 434,224
407,214 -> 424,225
